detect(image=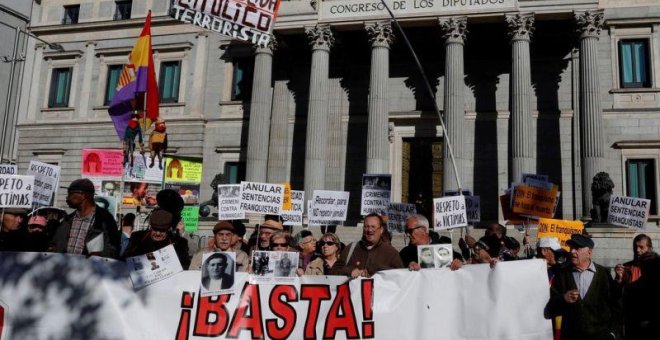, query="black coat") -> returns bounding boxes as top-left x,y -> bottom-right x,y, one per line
51,207 -> 120,258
